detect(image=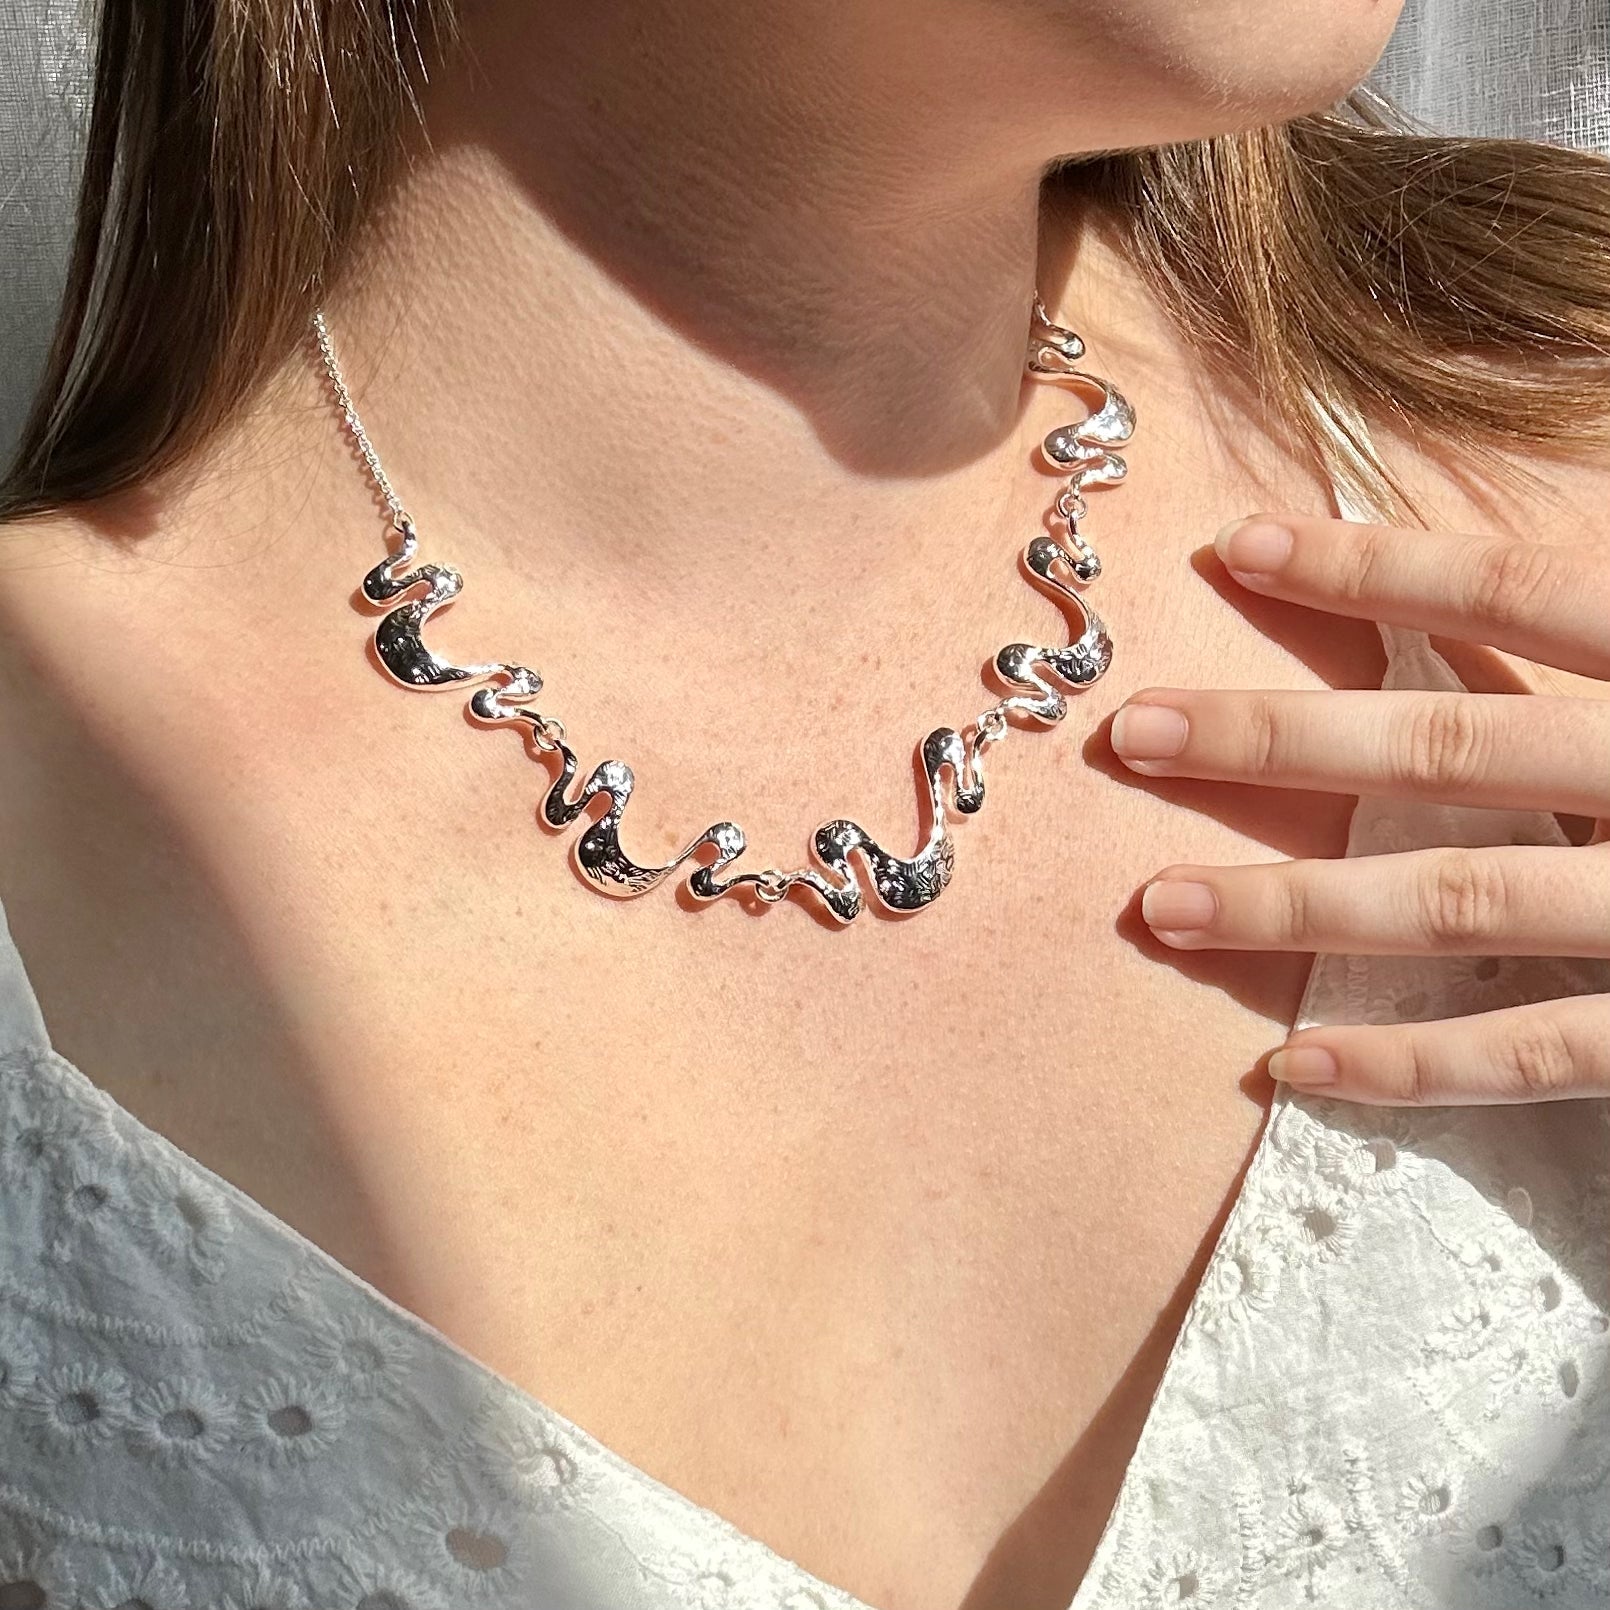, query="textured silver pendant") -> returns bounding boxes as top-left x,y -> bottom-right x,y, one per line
329,299 -> 1133,922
